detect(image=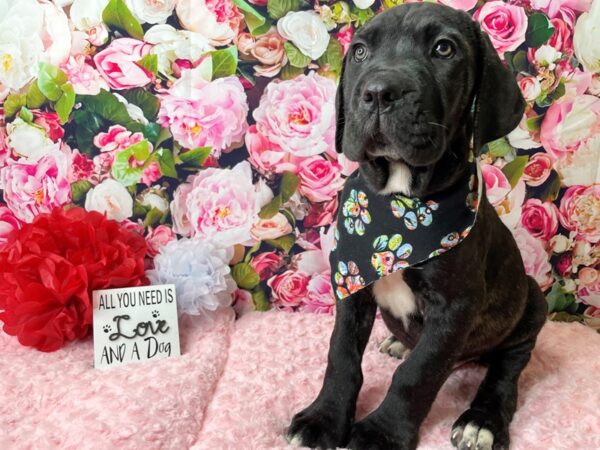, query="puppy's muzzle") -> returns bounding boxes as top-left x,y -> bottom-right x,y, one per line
359,72 -> 416,114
